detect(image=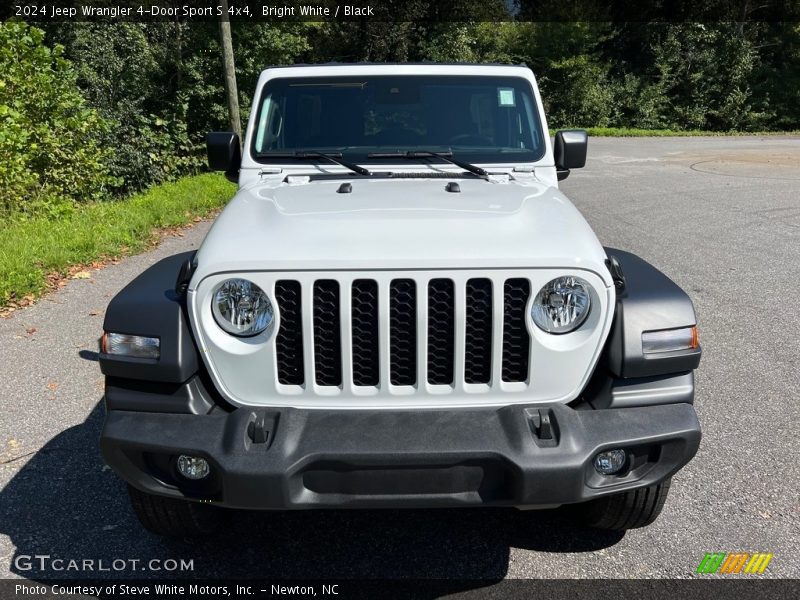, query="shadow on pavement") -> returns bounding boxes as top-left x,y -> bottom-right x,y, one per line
1,401 -> 624,584
78,350 -> 99,362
